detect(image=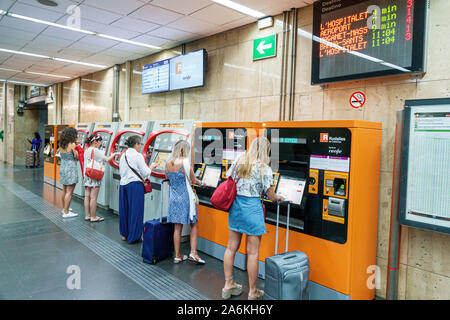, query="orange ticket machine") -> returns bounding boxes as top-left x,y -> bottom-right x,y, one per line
260,120 -> 382,300
55,124 -> 74,189
193,122 -> 262,270
43,124 -> 56,186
